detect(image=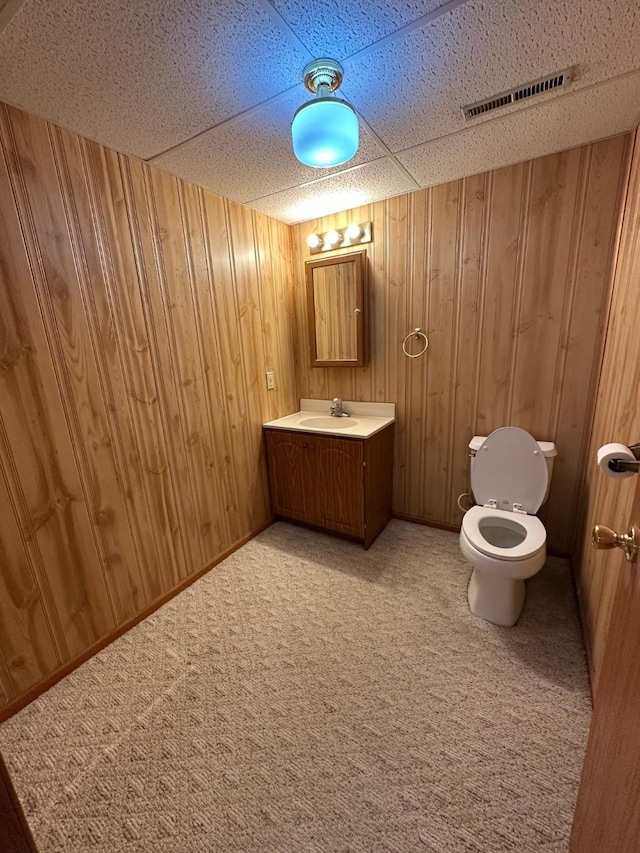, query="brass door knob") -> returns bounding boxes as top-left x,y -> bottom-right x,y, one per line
592,524 -> 638,563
